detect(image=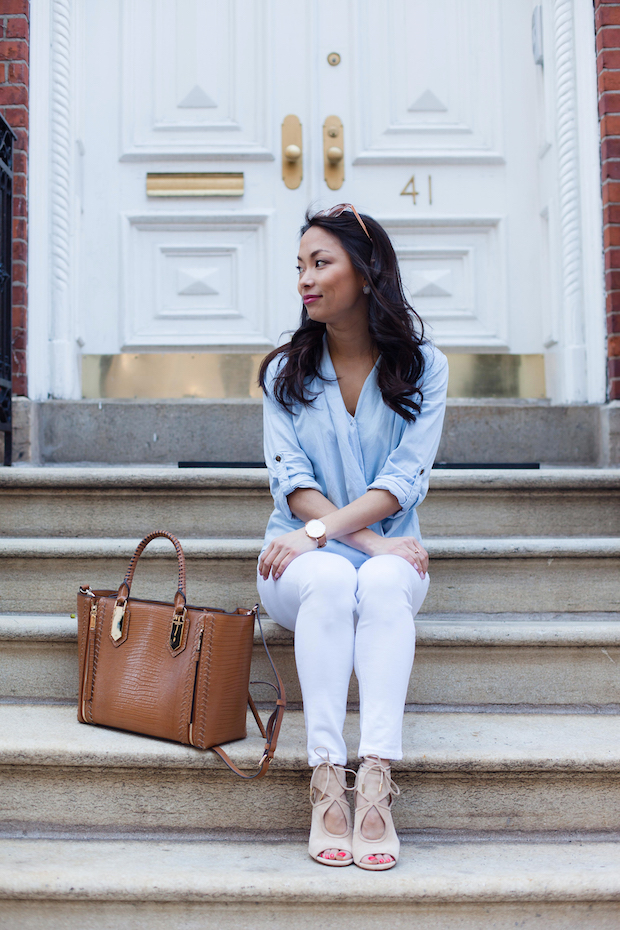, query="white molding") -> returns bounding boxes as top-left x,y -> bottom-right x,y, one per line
375,215 -> 502,229
26,0 -> 53,401
124,211 -> 273,228
49,0 -> 80,399
545,0 -> 605,404
353,152 -> 505,166
574,0 -> 606,403
553,0 -> 587,401
118,150 -> 275,163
